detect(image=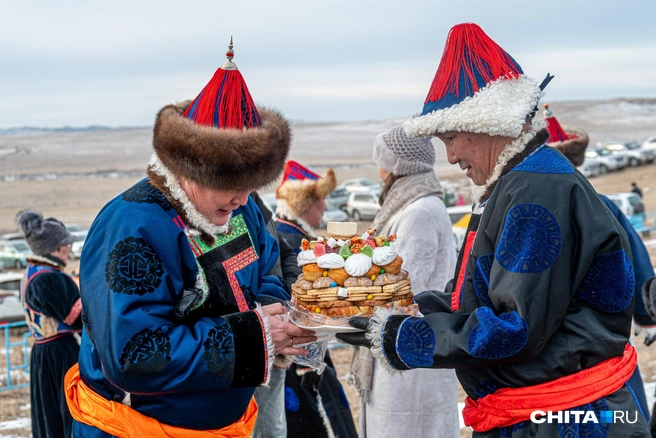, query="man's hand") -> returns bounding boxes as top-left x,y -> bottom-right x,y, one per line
335,317 -> 374,347
634,324 -> 656,347
260,303 -> 317,356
